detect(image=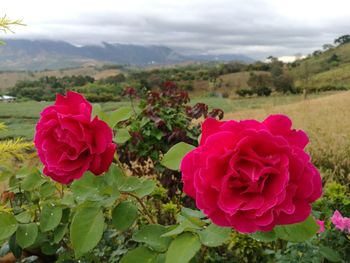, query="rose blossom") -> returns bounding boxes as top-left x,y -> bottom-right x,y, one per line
181,115 -> 322,233
316,220 -> 325,233
34,91 -> 116,184
331,210 -> 350,232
